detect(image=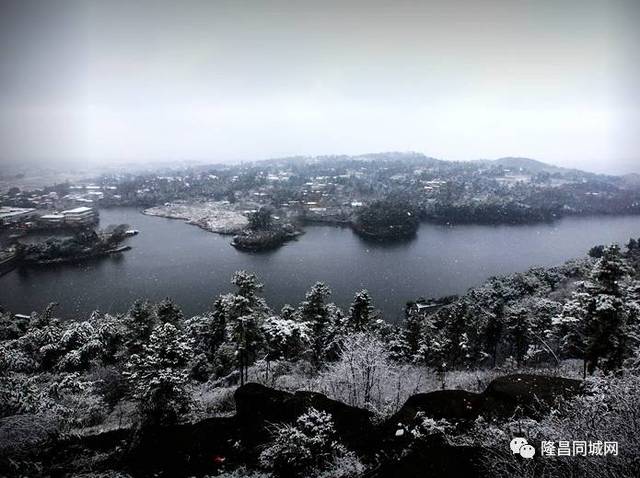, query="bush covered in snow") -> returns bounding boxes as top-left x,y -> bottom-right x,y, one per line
259,408 -> 363,478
